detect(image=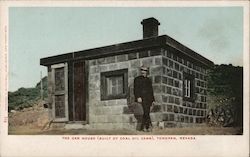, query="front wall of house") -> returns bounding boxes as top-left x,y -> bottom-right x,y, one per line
88,48 -> 163,129
161,46 -> 208,126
